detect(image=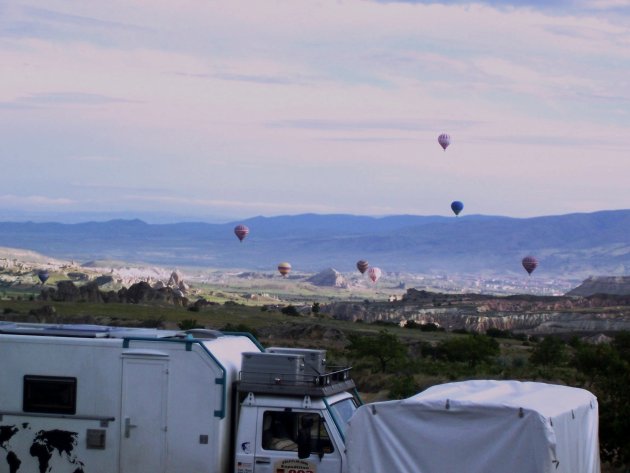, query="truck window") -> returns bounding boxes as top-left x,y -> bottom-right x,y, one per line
262,411 -> 334,454
328,397 -> 357,437
23,375 -> 77,415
